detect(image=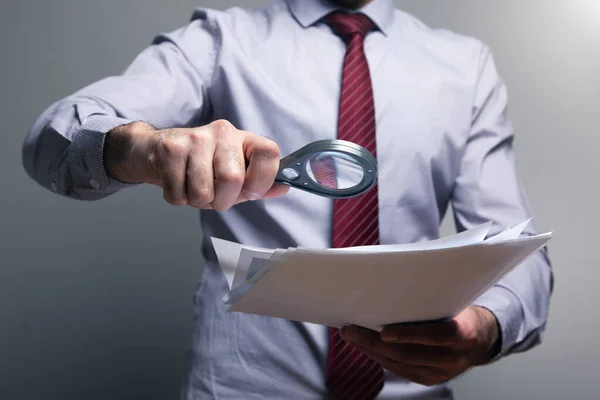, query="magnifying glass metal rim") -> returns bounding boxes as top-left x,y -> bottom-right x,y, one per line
275,139 -> 378,199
